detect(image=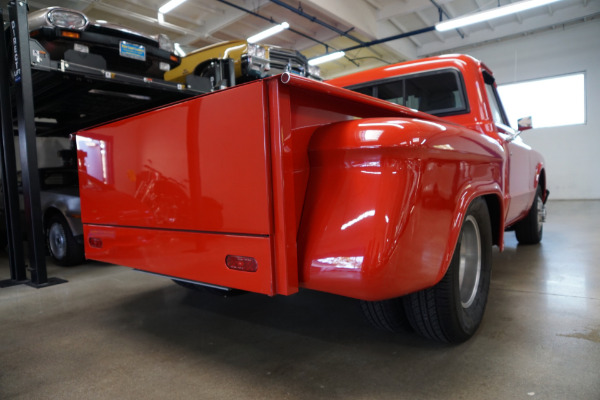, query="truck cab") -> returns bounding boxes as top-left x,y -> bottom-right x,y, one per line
328,54 -> 547,230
